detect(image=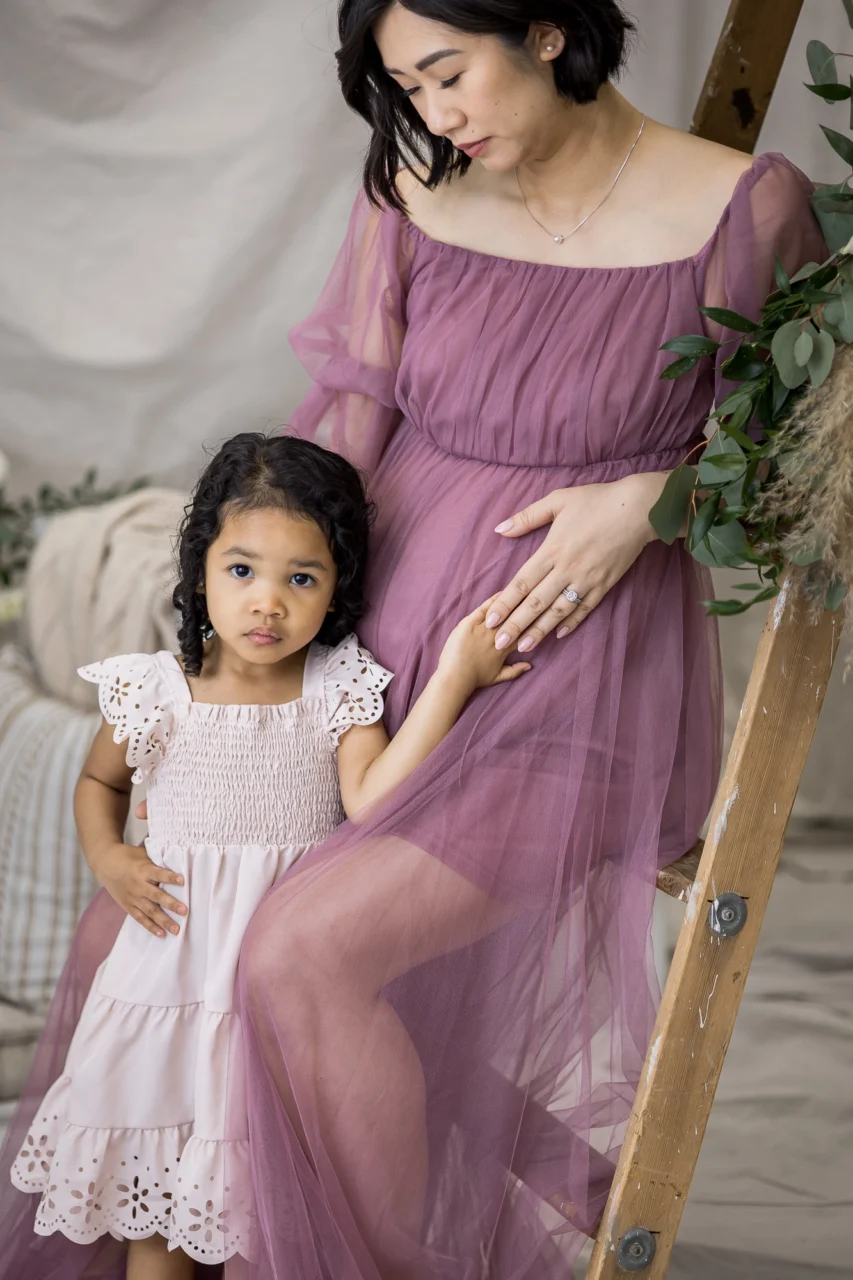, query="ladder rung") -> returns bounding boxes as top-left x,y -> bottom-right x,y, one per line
656,840 -> 704,901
